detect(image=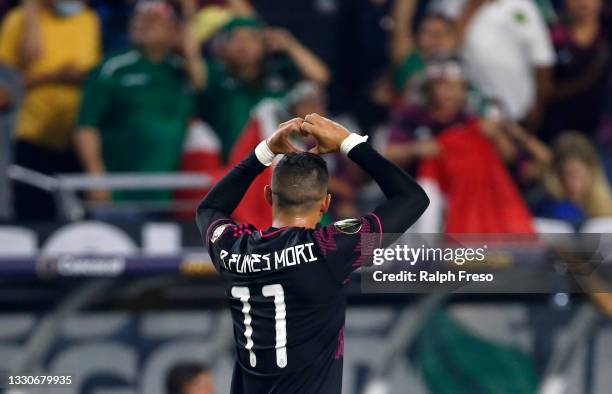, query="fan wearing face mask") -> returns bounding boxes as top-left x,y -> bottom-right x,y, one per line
0,0 -> 101,220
